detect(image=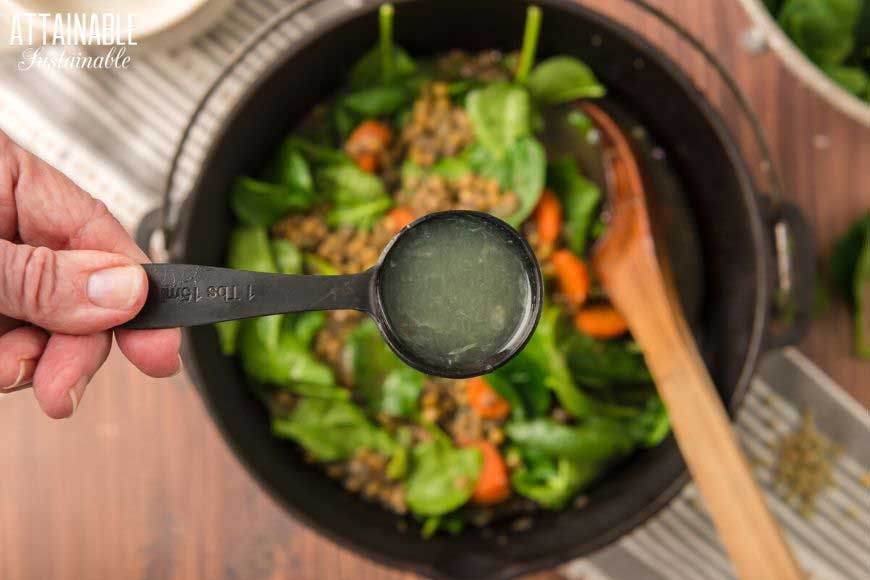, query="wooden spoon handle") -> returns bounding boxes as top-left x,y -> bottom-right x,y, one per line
584,99 -> 803,579
617,252 -> 804,579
